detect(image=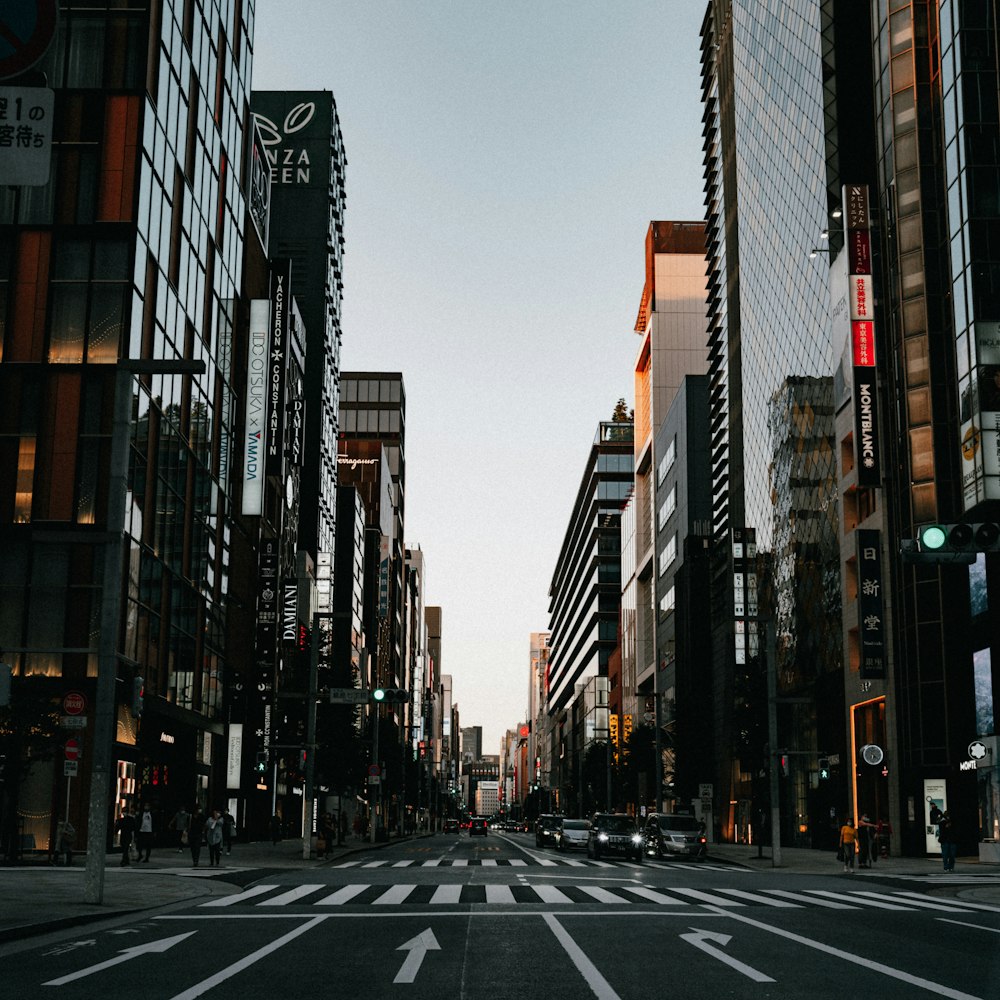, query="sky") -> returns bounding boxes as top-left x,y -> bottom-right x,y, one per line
252,1 -> 707,752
